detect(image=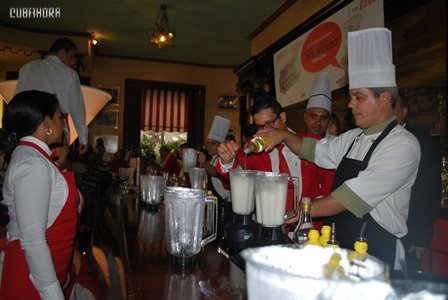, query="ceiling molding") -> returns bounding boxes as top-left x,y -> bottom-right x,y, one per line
96,53 -> 238,69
